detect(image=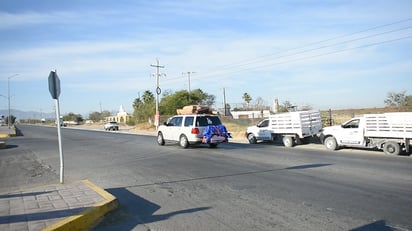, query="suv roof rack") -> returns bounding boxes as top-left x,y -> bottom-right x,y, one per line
176,105 -> 212,115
